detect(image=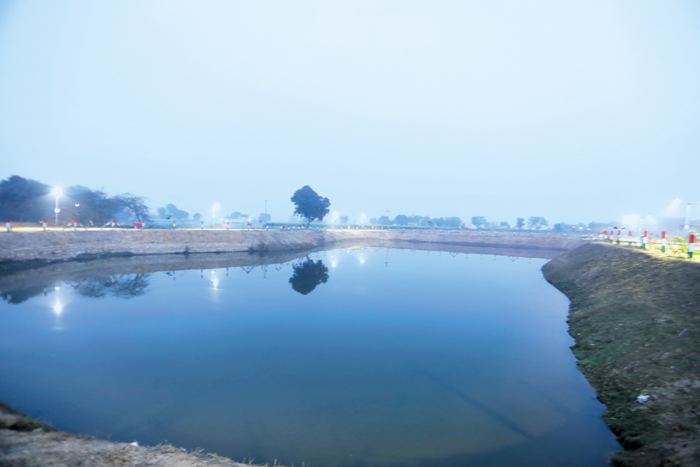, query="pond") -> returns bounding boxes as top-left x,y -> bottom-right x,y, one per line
0,248 -> 620,466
